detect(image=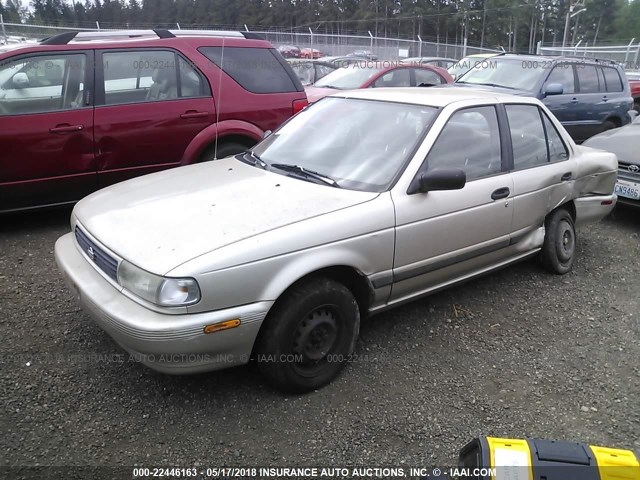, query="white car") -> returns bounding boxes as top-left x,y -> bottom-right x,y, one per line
583,114 -> 640,206
55,88 -> 618,392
